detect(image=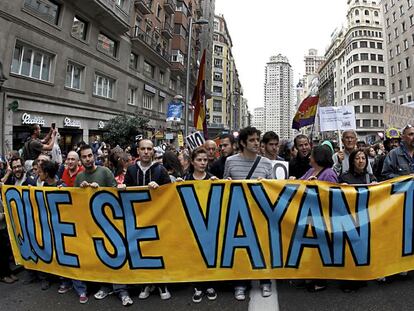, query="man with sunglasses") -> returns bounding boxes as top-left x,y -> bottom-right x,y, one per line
382,124 -> 414,179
